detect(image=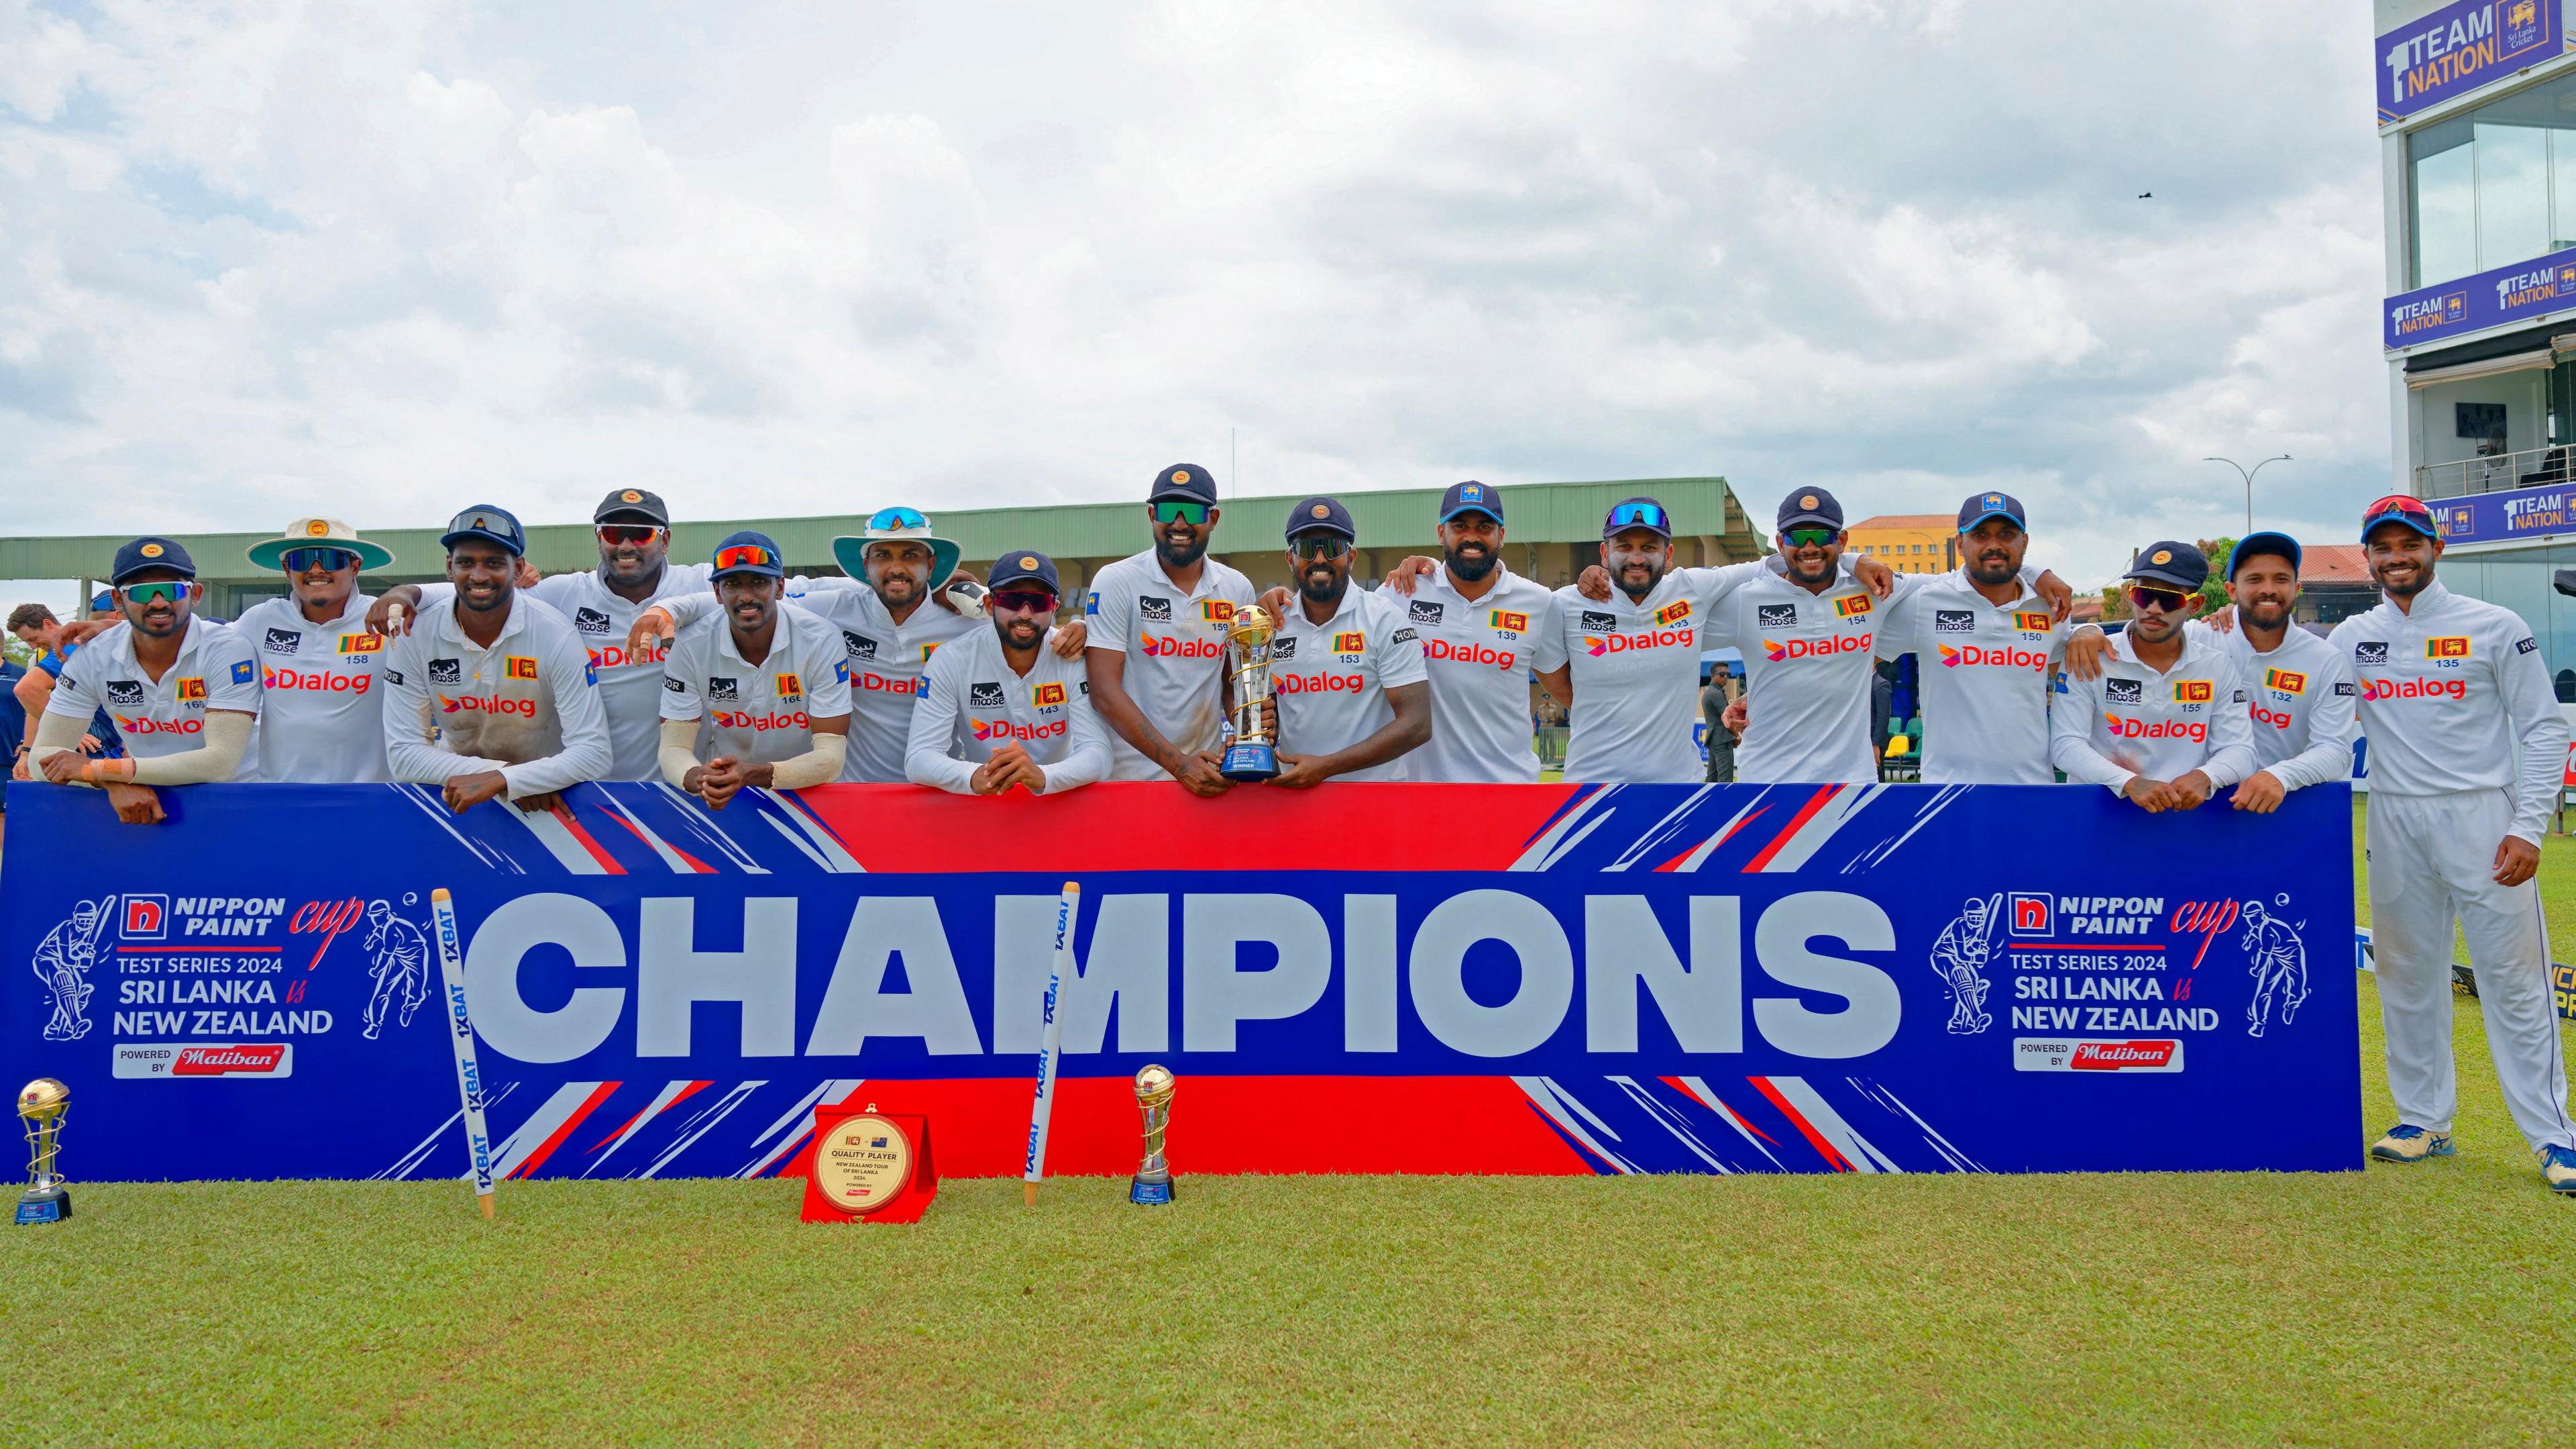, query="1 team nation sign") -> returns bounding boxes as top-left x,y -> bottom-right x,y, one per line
0,781 -> 2359,1181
